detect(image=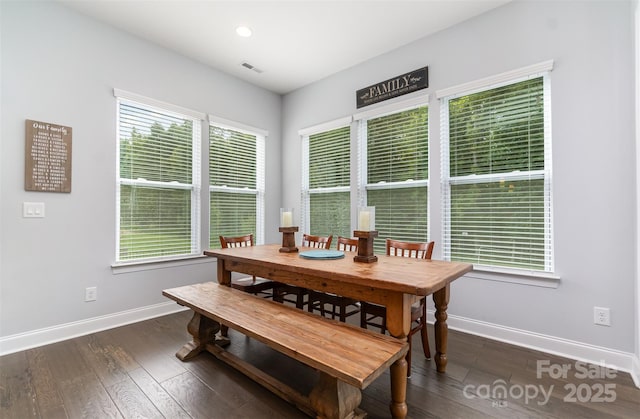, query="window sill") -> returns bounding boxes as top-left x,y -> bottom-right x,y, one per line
464,265 -> 560,288
111,255 -> 214,275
